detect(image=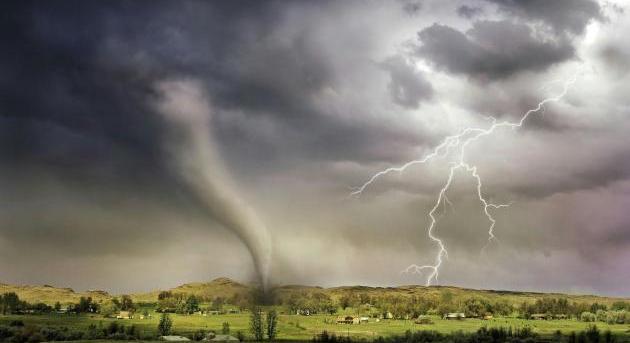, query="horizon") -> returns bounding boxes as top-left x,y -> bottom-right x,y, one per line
3,276 -> 629,300
1,0 -> 629,299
